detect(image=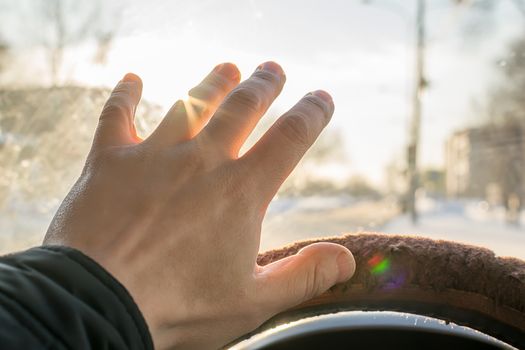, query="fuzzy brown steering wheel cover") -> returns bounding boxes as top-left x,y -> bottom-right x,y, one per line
256,233 -> 525,346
